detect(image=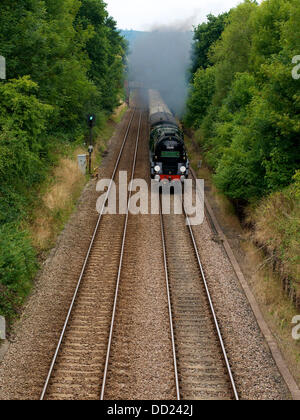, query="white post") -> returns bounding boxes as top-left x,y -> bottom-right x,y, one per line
0,56 -> 6,80
77,154 -> 87,175
0,316 -> 6,340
